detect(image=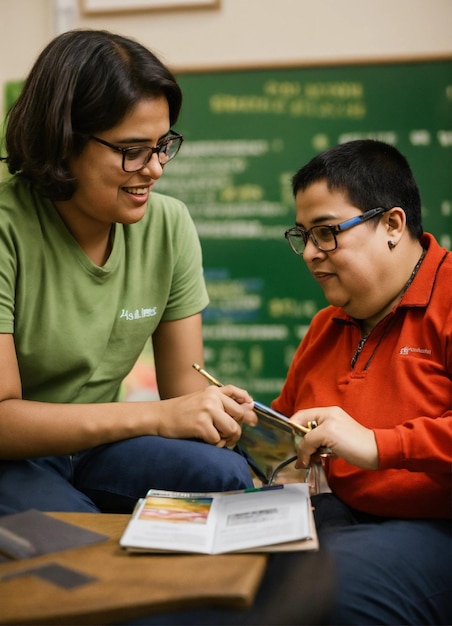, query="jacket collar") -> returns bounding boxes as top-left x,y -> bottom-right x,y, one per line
400,233 -> 449,307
